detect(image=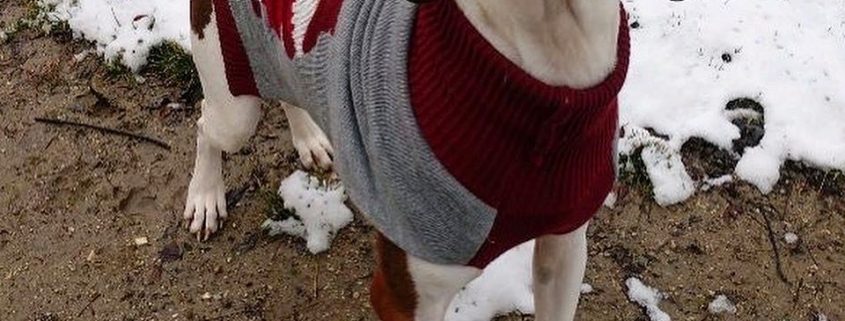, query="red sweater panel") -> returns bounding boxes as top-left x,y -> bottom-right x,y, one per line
409,1 -> 630,267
